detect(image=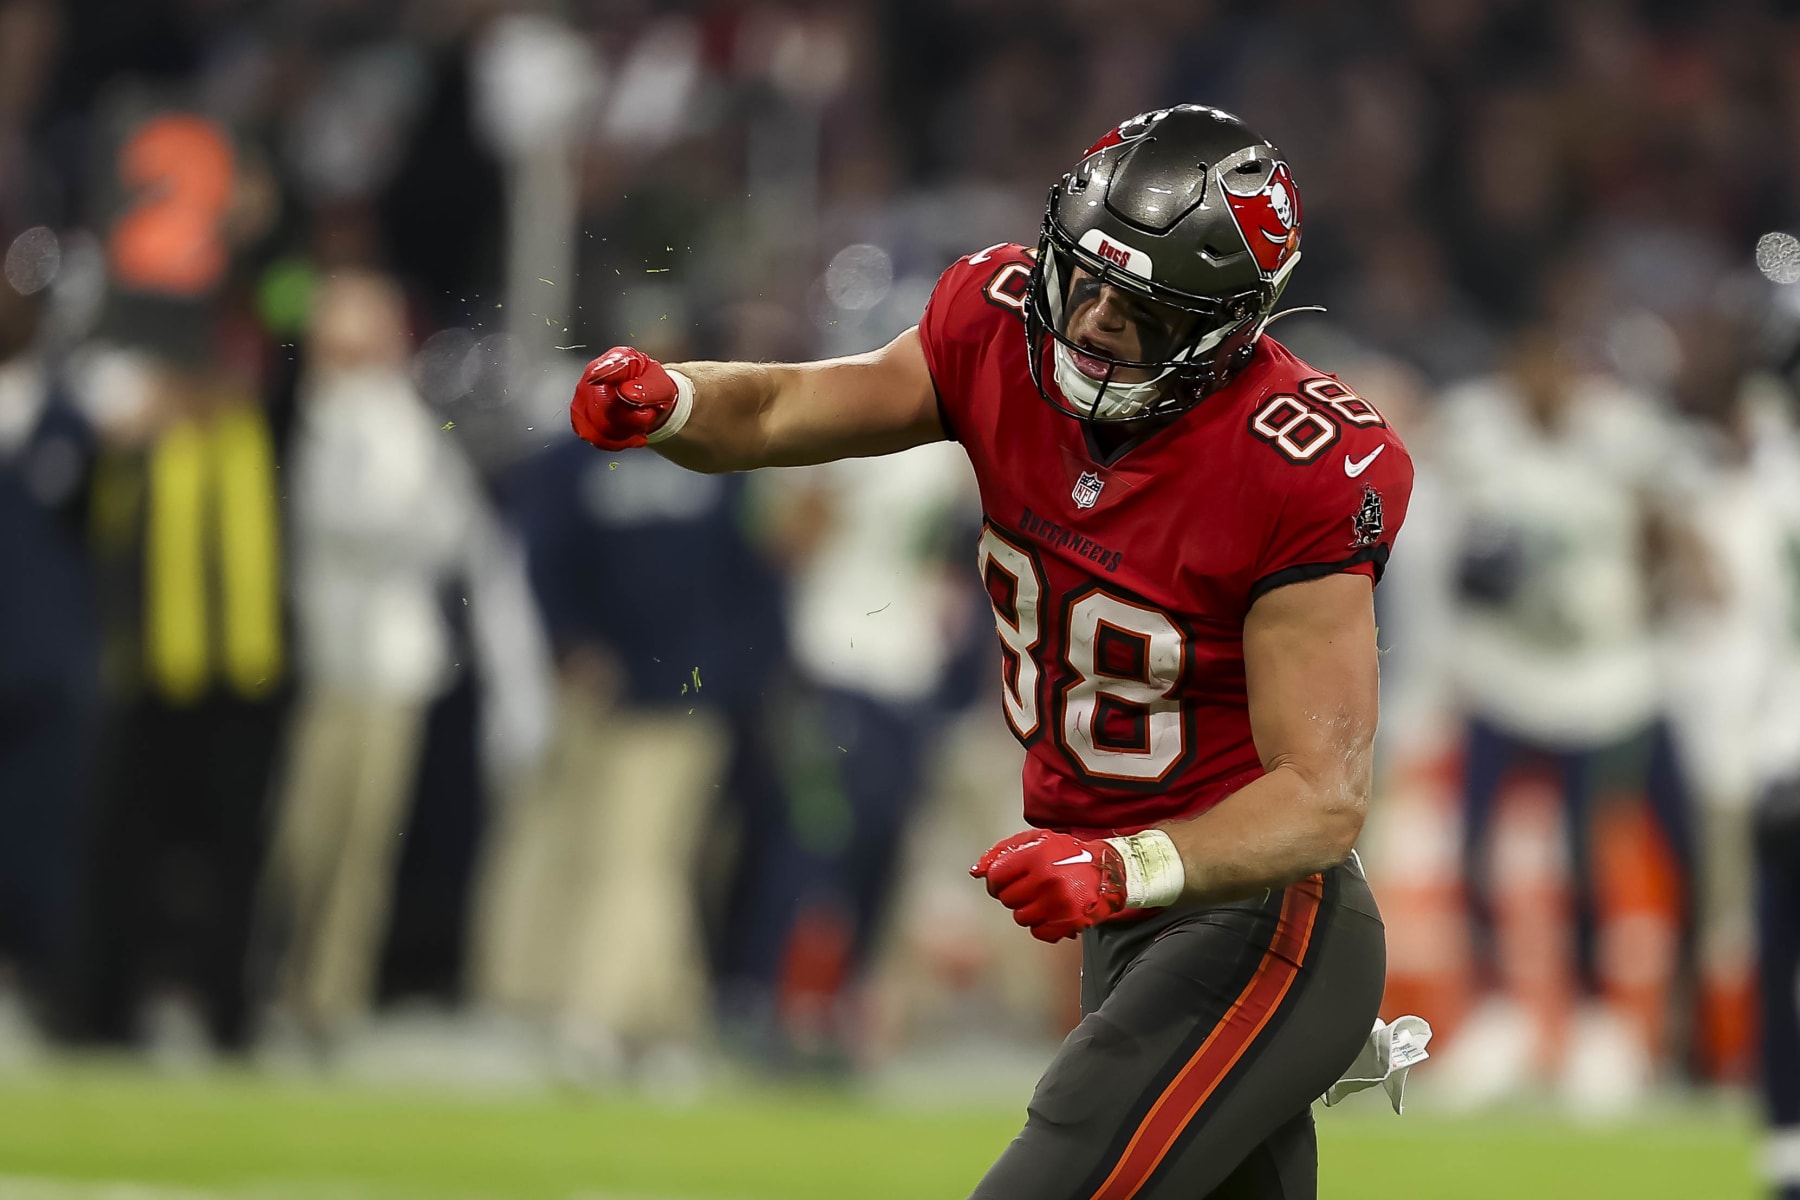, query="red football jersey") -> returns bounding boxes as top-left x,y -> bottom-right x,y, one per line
920,244 -> 1413,839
